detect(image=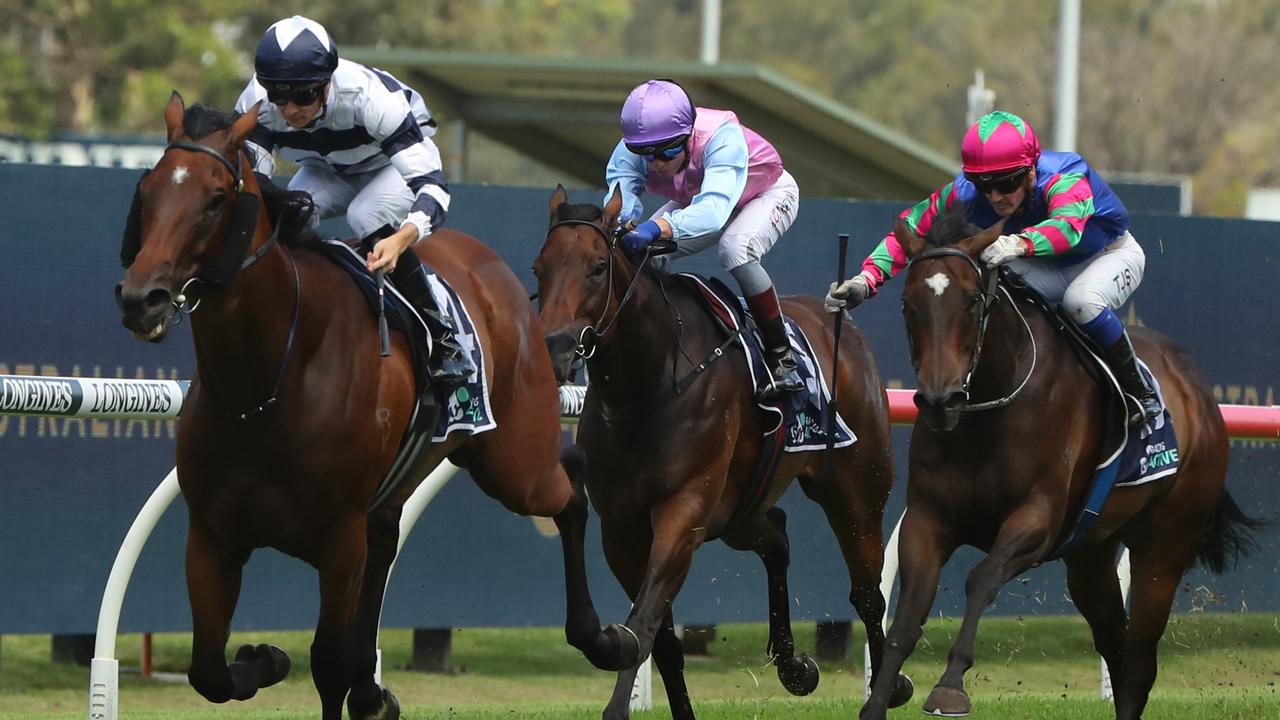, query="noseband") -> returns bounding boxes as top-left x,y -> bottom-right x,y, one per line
545,219 -> 654,359
911,246 -> 1036,412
